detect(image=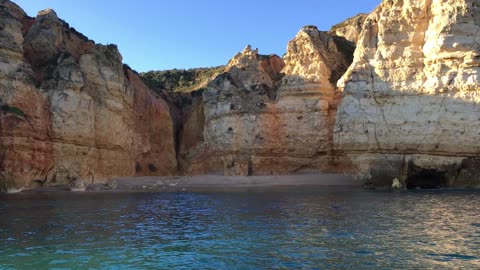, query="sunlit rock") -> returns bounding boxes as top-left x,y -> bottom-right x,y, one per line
334,0 -> 480,188
180,26 -> 355,175
0,0 -> 176,191
330,13 -> 368,44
